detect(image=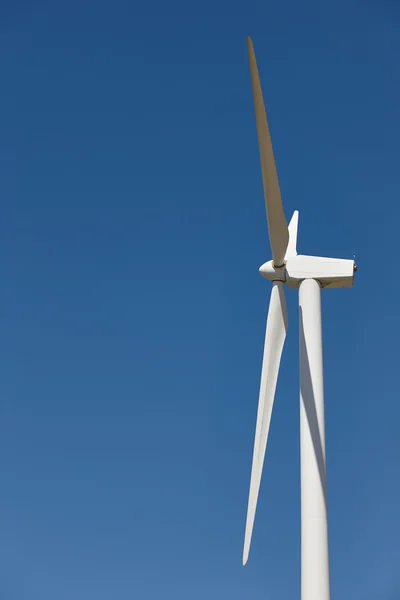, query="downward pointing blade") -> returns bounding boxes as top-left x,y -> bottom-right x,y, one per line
247,37 -> 289,266
243,281 -> 288,565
